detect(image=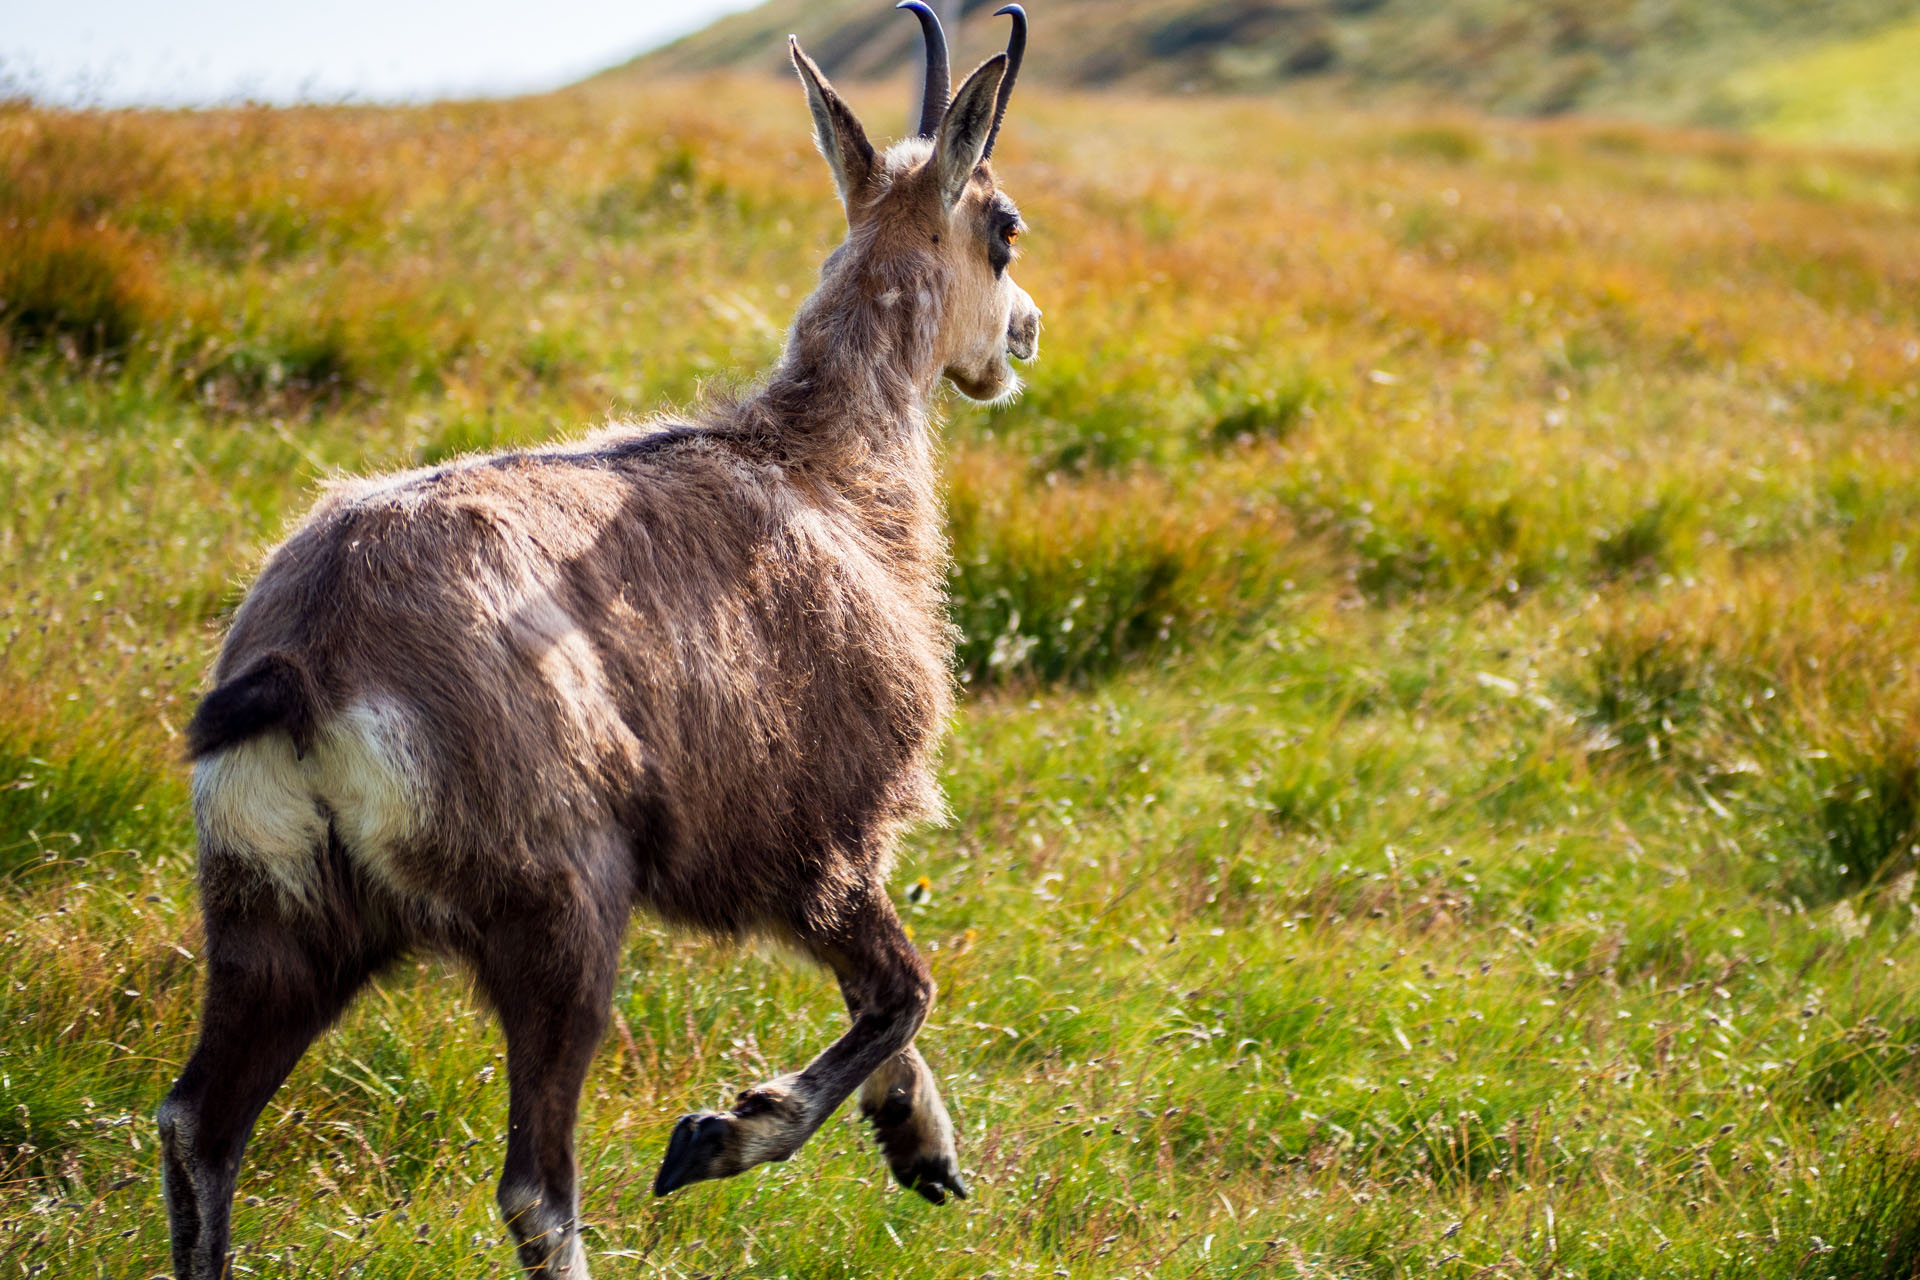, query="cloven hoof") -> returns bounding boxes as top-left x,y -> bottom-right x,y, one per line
652,1113 -> 736,1197
900,1154 -> 970,1204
